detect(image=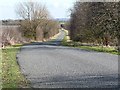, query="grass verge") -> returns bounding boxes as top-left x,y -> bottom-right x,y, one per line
77,46 -> 120,55
61,29 -> 70,46
61,30 -> 119,55
1,45 -> 29,88
61,34 -> 68,46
